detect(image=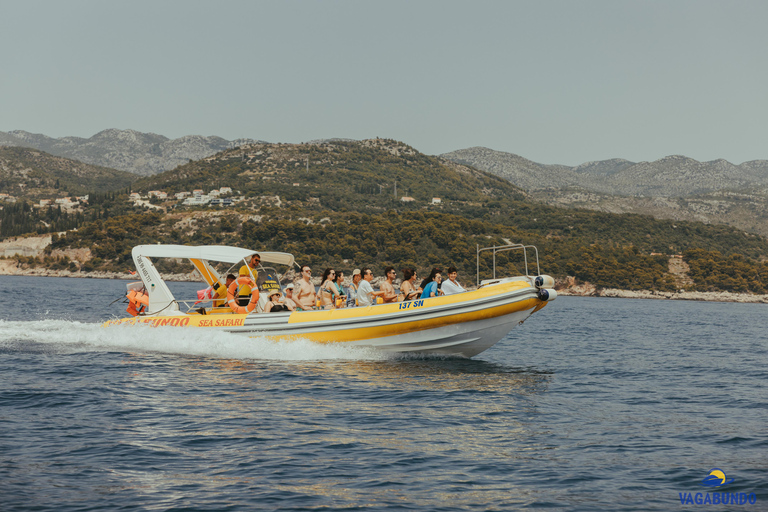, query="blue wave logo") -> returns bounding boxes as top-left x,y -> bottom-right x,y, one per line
700,468 -> 734,487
